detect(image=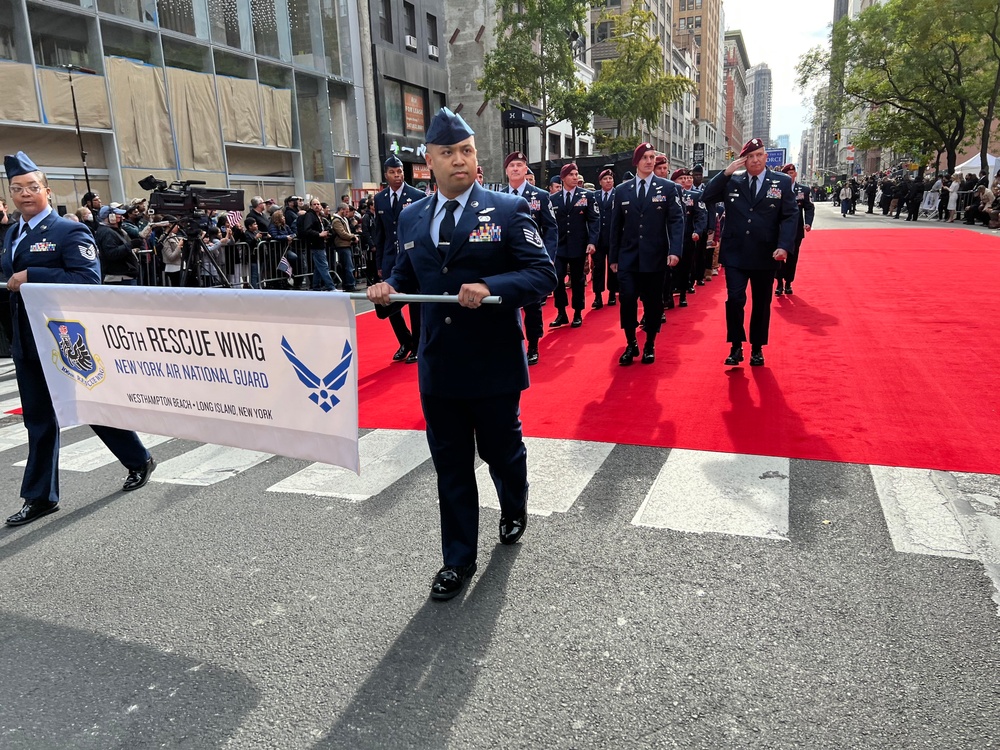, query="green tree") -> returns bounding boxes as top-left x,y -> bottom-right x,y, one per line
479,0 -> 593,184
589,5 -> 695,138
550,80 -> 594,157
